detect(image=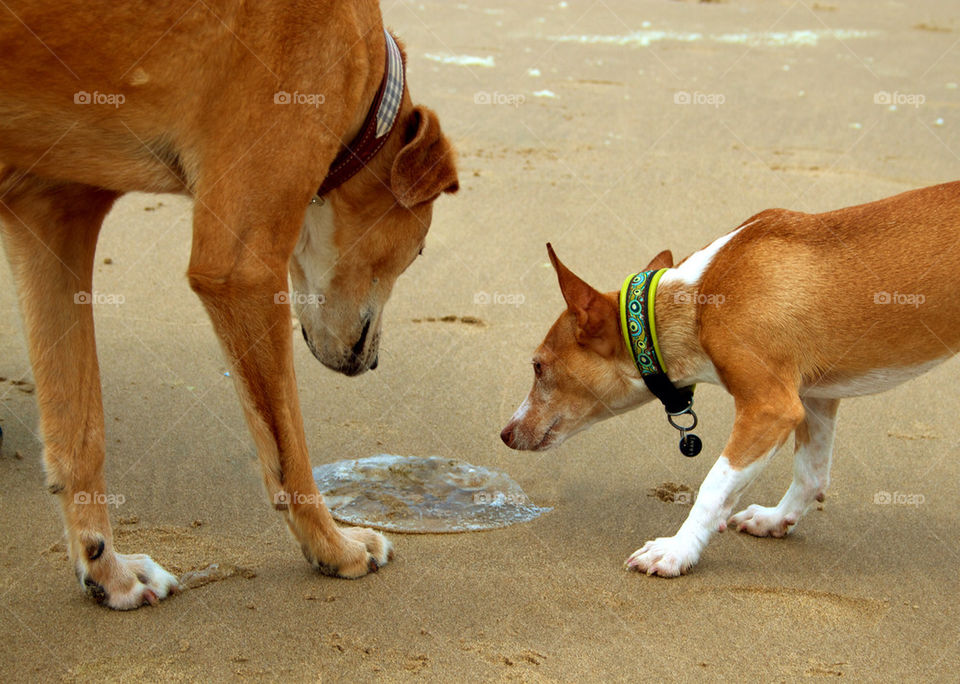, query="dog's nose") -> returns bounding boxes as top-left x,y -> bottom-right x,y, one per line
500,424 -> 514,447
